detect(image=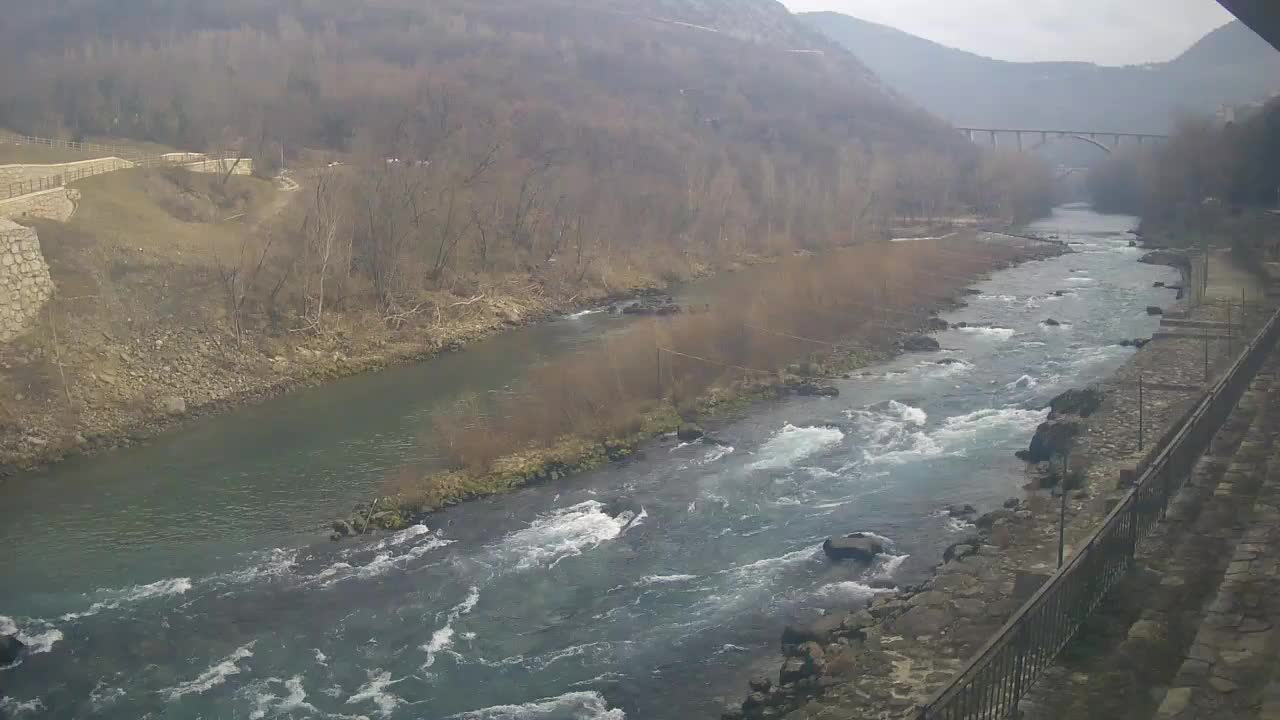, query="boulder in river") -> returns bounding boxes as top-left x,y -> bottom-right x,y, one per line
822,532 -> 885,562
976,508 -> 1015,529
789,380 -> 839,397
677,423 -> 705,442
943,541 -> 980,563
1018,419 -> 1081,464
934,358 -> 966,366
1042,318 -> 1061,327
1146,306 -> 1164,316
0,633 -> 24,665
781,614 -> 845,647
621,295 -> 682,316
925,317 -> 950,332
1049,387 -> 1105,417
901,335 -> 941,353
